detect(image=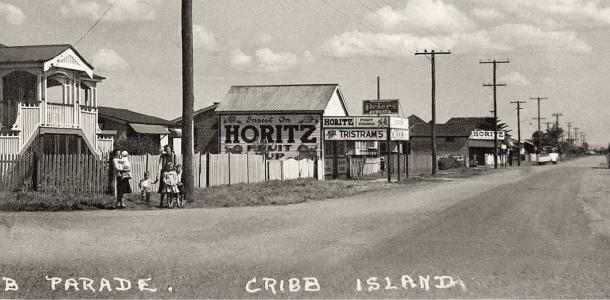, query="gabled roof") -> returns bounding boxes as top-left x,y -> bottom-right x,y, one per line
172,102 -> 219,124
0,44 -> 94,69
408,114 -> 426,126
445,117 -> 494,129
98,106 -> 174,126
410,123 -> 474,137
216,84 -> 343,113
